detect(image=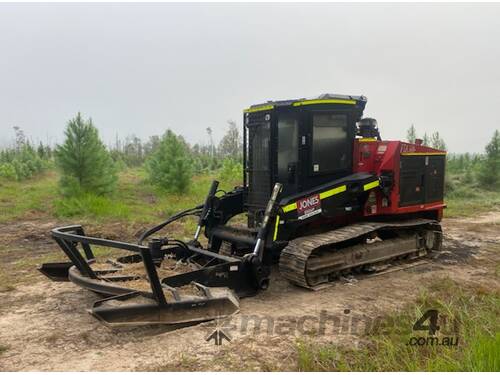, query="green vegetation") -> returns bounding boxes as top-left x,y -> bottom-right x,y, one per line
477,129 -> 500,188
0,127 -> 52,181
444,130 -> 500,217
218,158 -> 243,185
445,187 -> 500,217
107,120 -> 242,174
296,278 -> 500,371
406,124 -> 417,144
0,167 -> 241,226
55,113 -> 117,196
53,193 -> 132,220
54,167 -> 239,225
446,137 -> 499,192
0,116 -> 244,228
145,129 -> 193,194
218,120 -> 243,160
0,119 -> 497,226
0,170 -> 57,223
